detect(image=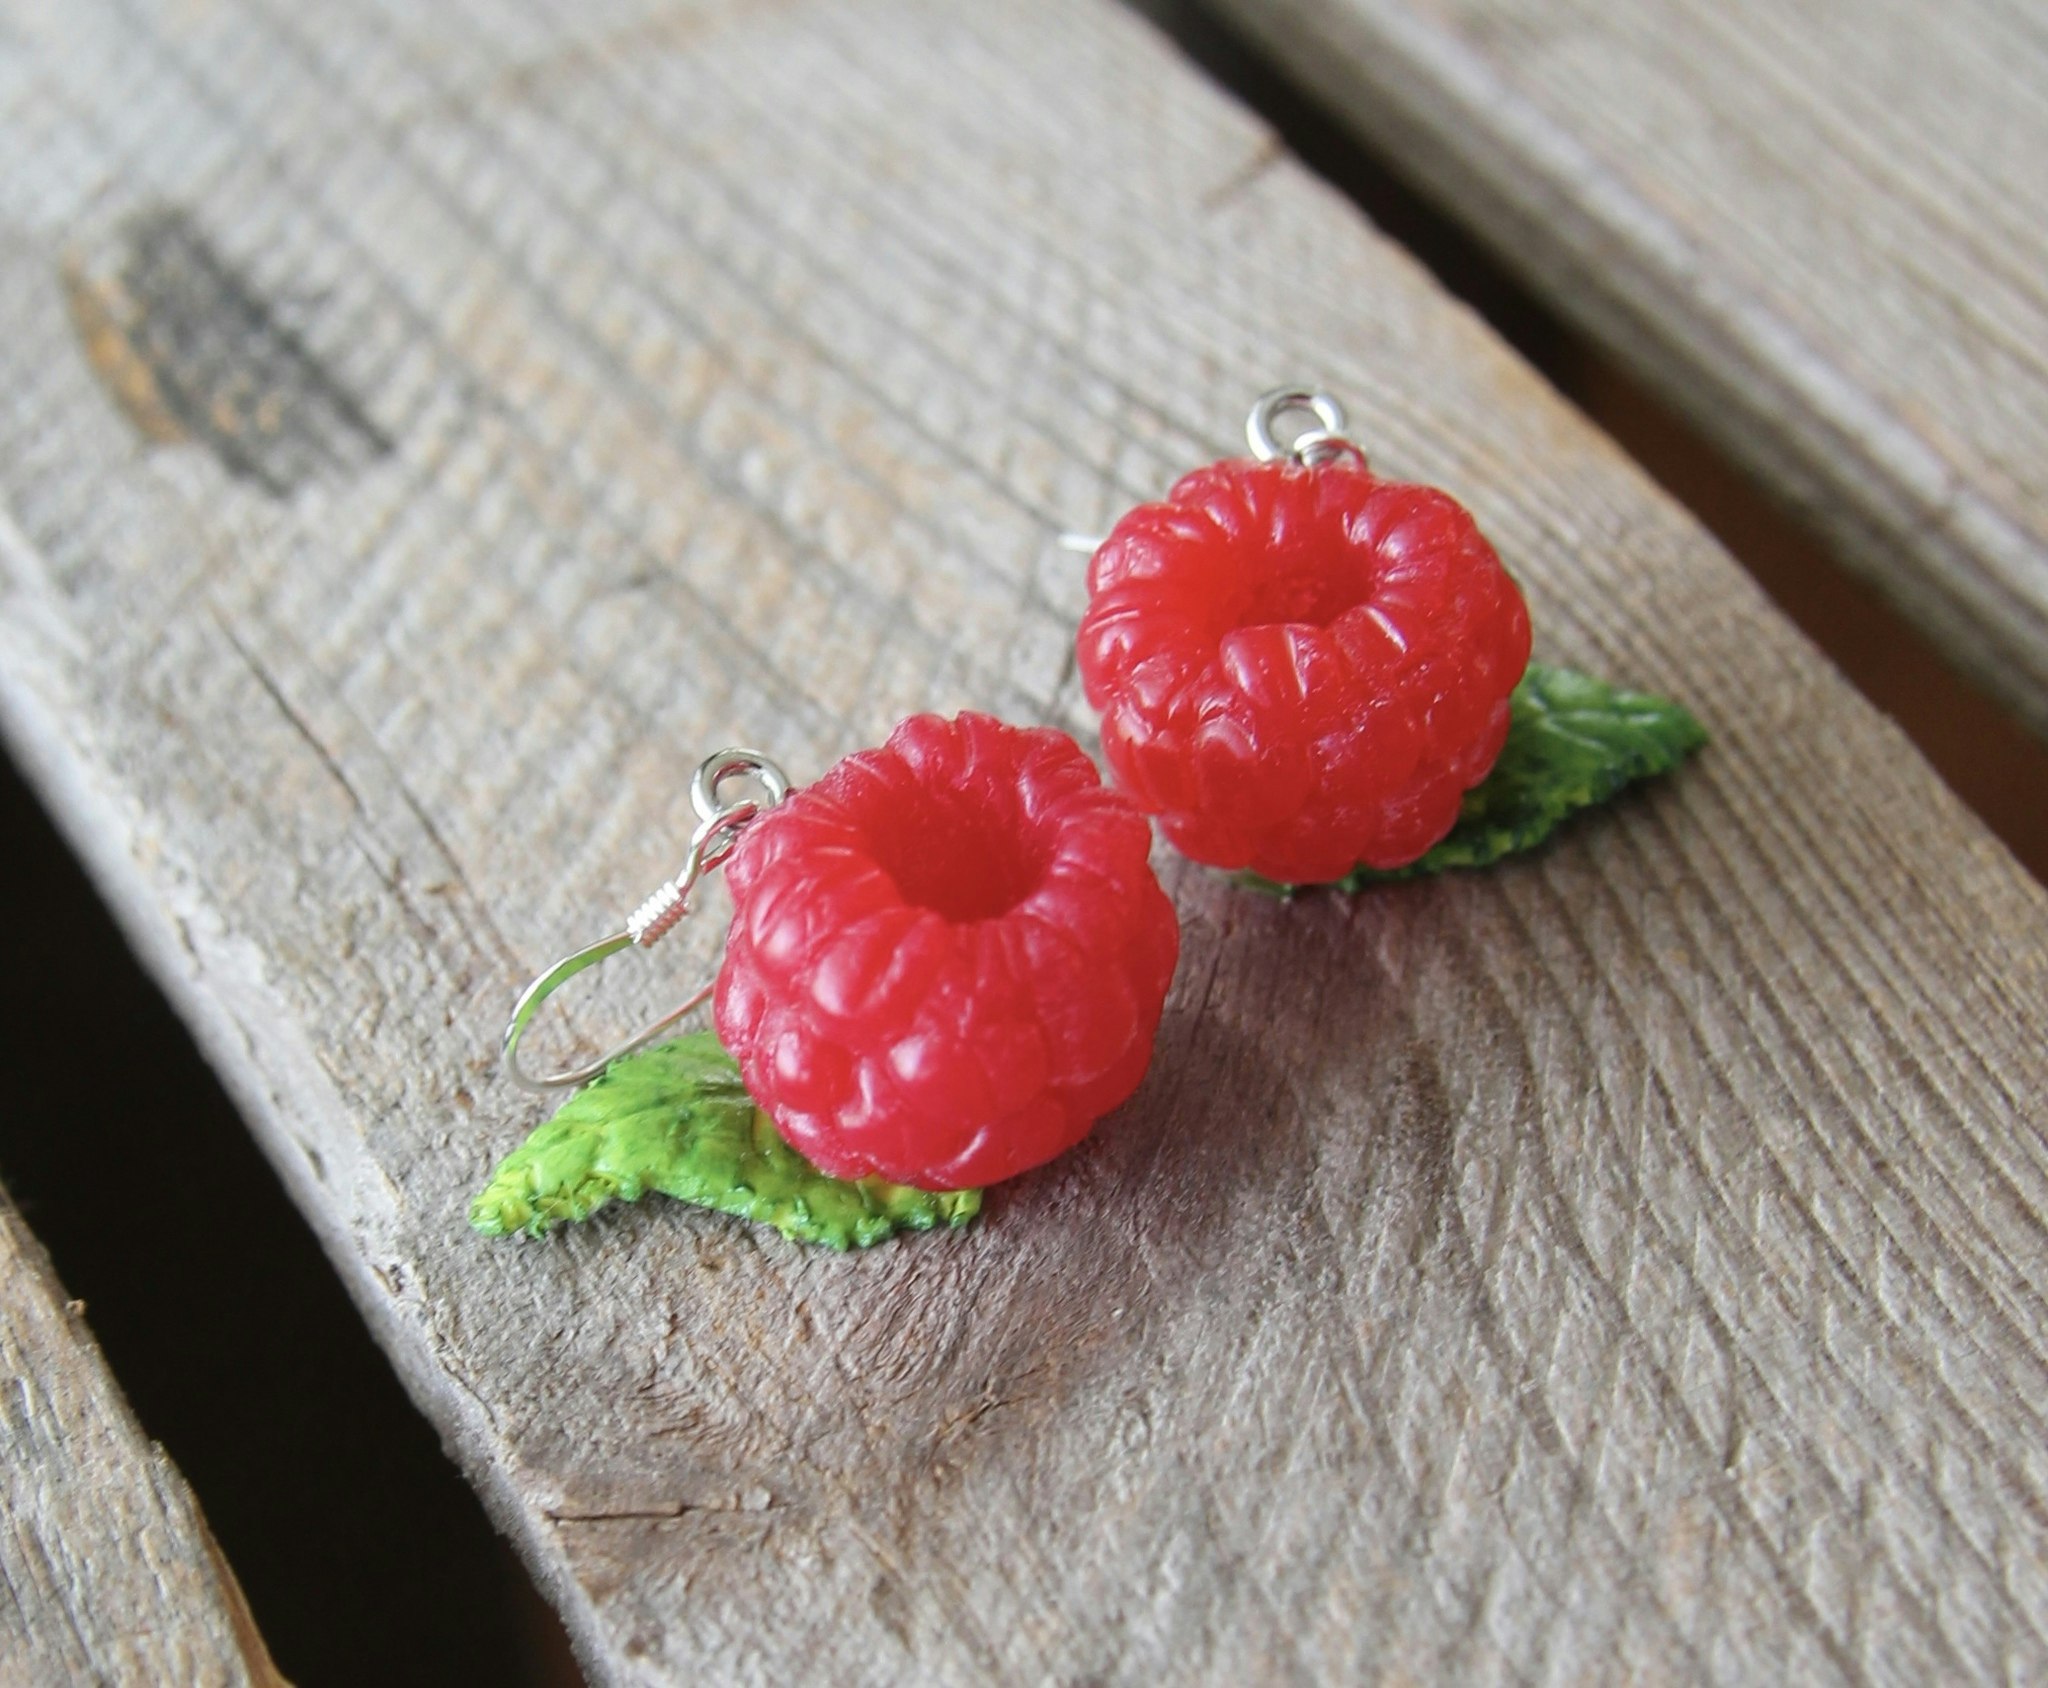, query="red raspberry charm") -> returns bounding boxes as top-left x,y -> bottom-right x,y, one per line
714,713 -> 1180,1191
1077,454 -> 1532,884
